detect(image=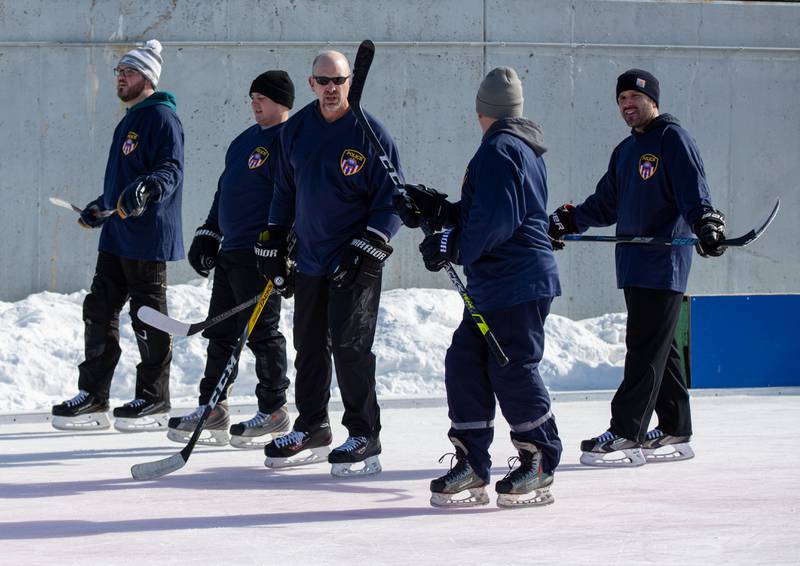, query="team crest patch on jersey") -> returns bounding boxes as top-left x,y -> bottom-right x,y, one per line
248,147 -> 269,169
122,131 -> 139,156
639,153 -> 659,180
340,149 -> 366,176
